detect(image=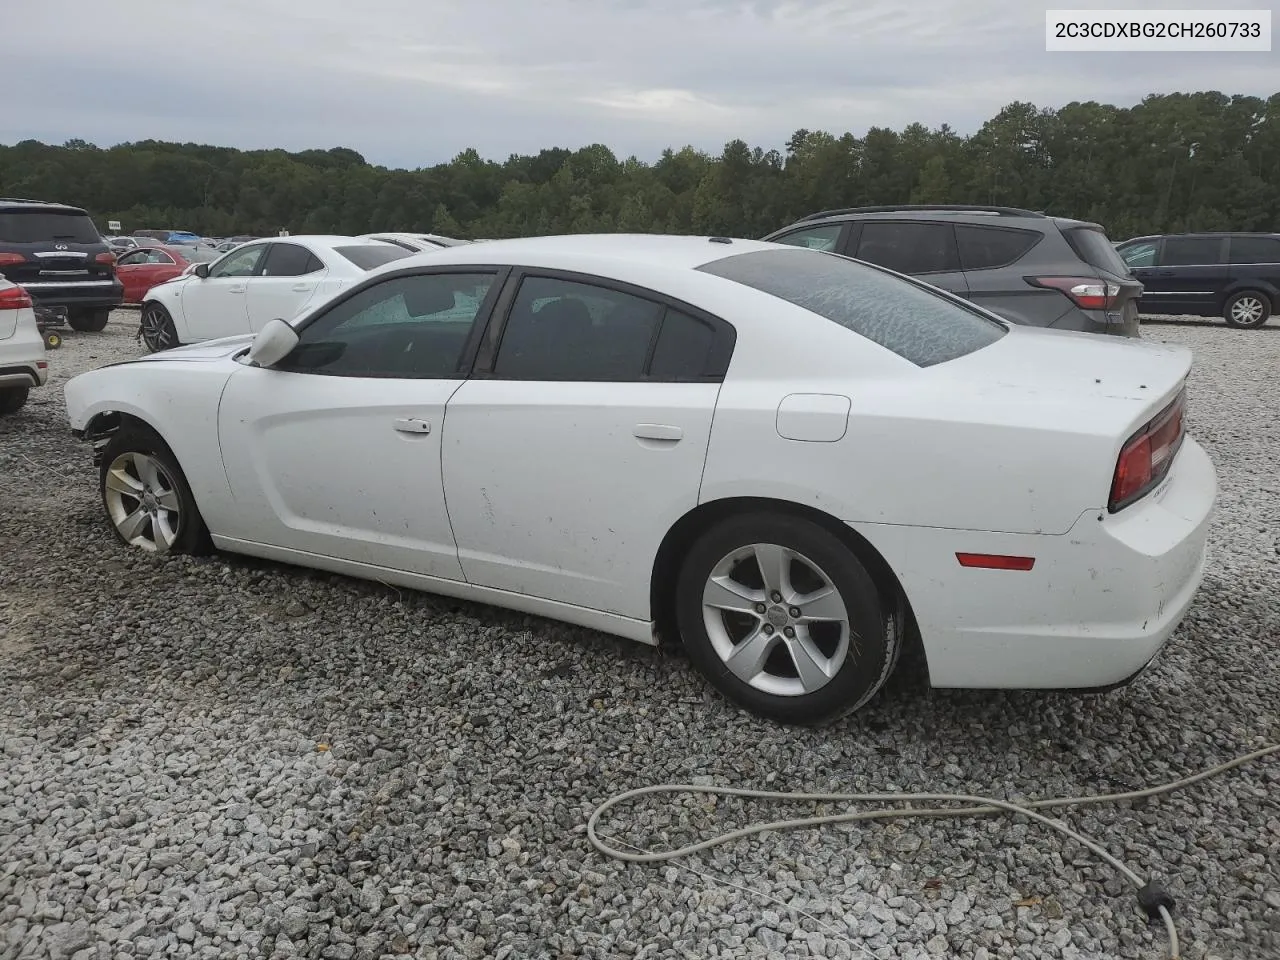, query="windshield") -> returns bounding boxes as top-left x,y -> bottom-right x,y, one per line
0,211 -> 102,244
696,248 -> 1006,367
